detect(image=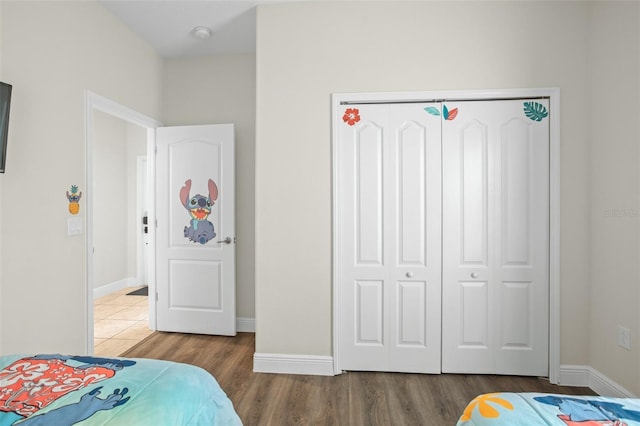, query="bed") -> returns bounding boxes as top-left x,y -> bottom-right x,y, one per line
0,354 -> 242,425
457,392 -> 640,425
